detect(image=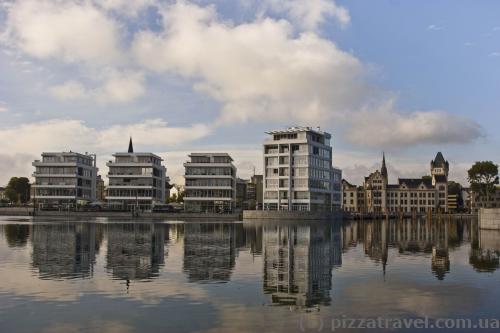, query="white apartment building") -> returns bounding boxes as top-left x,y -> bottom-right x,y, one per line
106,139 -> 167,211
183,153 -> 237,213
263,127 -> 335,212
32,152 -> 97,208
